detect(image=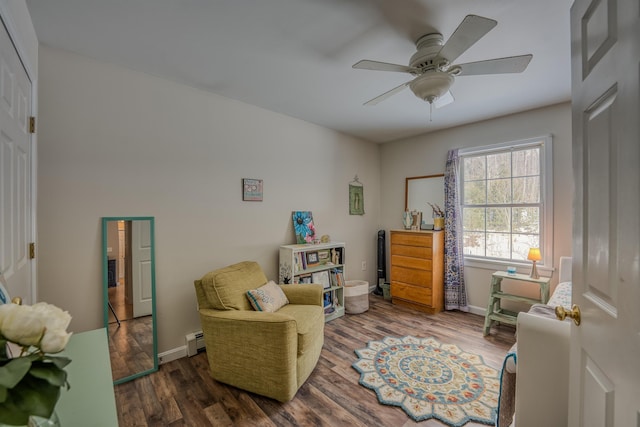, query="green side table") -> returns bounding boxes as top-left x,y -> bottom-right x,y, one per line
56,328 -> 118,426
483,271 -> 551,336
